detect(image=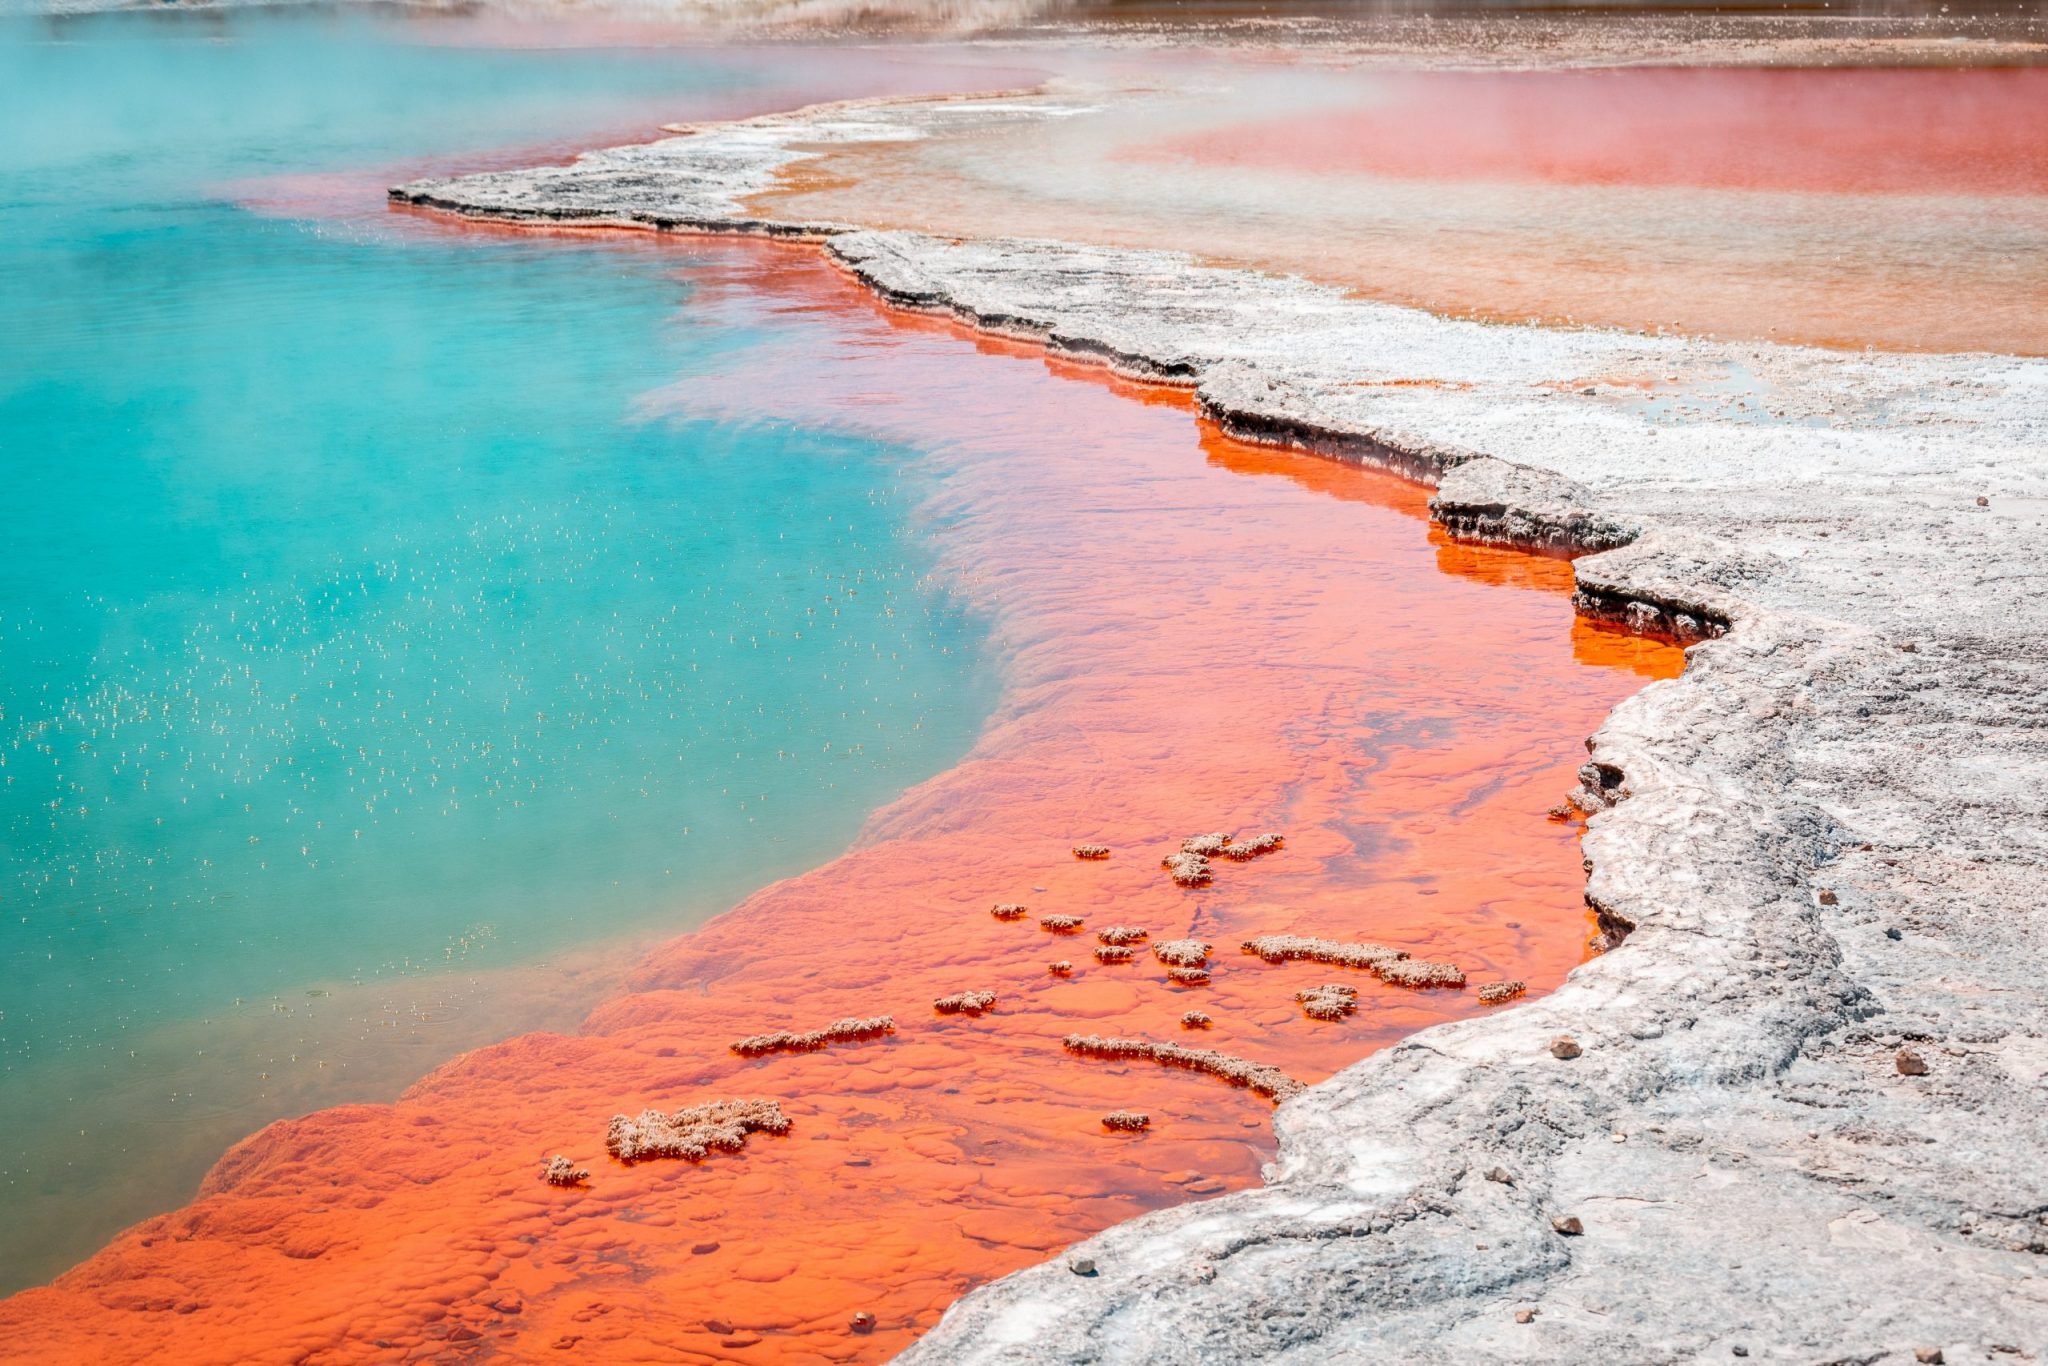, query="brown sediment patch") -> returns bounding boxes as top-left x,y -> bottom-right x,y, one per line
1152,939 -> 1213,967
731,1016 -> 896,1057
1063,1035 -> 1304,1104
0,241 -> 1680,1364
605,1098 -> 792,1164
1296,984 -> 1359,1021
